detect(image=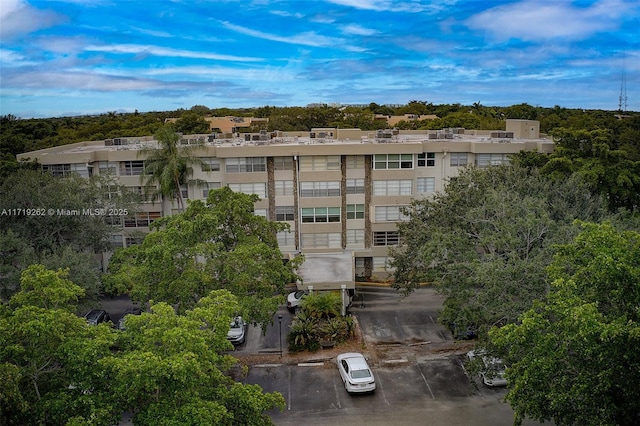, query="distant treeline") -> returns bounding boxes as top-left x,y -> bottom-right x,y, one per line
2,101 -> 639,178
